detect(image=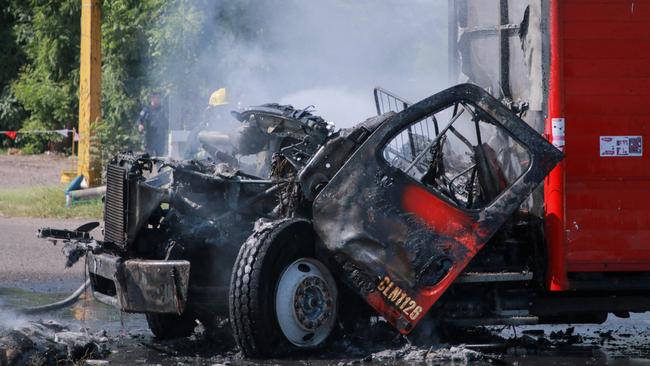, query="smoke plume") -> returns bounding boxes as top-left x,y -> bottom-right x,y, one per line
154,0 -> 449,129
